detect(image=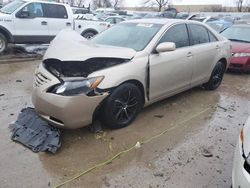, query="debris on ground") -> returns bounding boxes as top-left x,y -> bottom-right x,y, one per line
153,172 -> 164,177
90,120 -> 103,133
154,115 -> 164,118
201,147 -> 213,158
9,108 -> 61,153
